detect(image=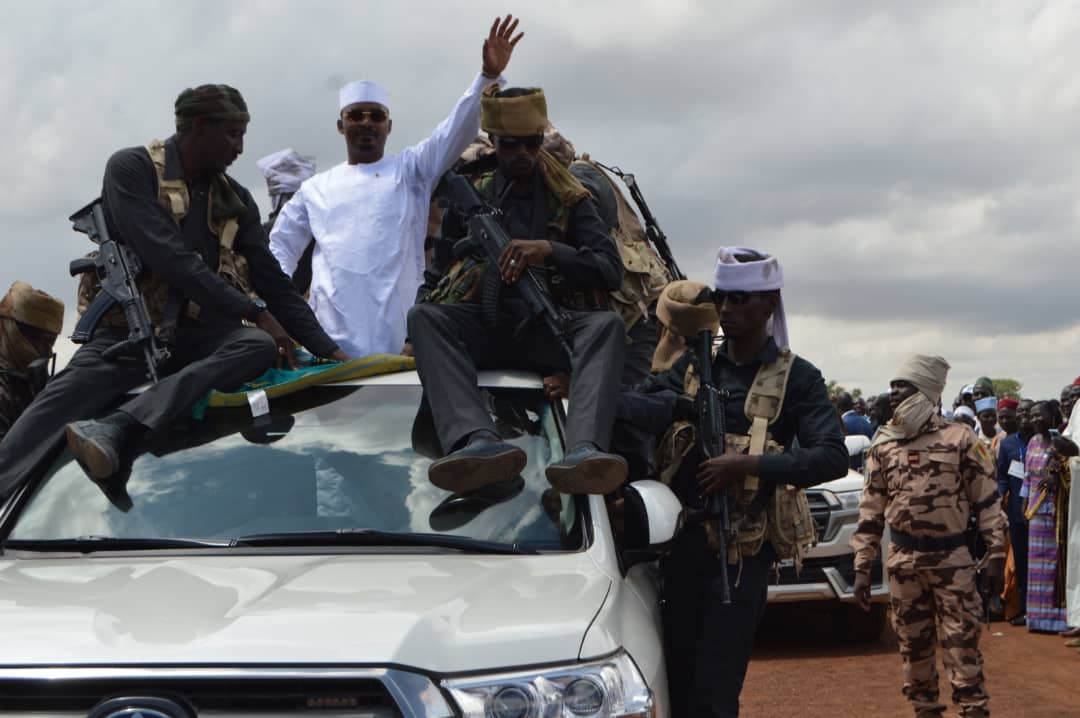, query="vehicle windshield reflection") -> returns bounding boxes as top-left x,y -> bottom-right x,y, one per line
6,385 -> 580,552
